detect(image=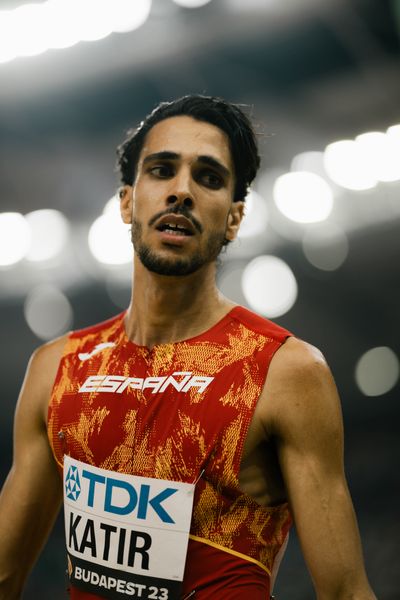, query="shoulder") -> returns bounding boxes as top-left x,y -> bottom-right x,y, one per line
25,334 -> 70,404
30,311 -> 124,370
268,336 -> 329,382
230,305 -> 292,343
14,333 -> 70,431
30,333 -> 70,374
260,337 -> 342,440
